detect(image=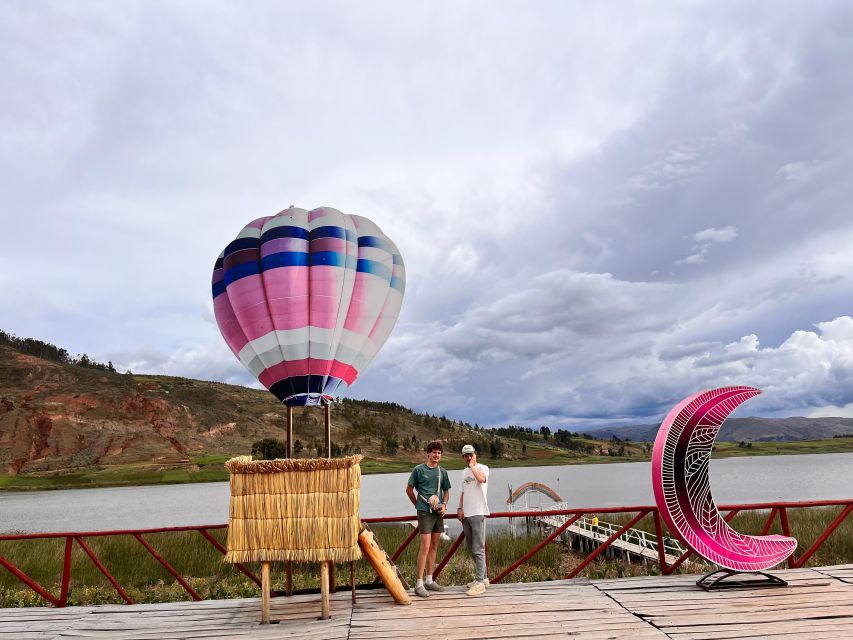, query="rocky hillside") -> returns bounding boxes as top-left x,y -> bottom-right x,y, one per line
0,345 -> 529,475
